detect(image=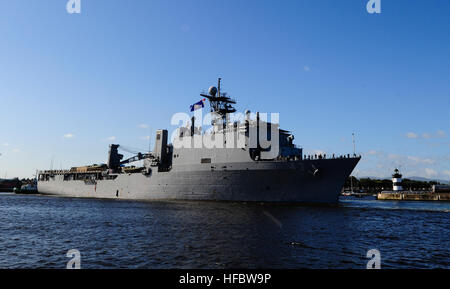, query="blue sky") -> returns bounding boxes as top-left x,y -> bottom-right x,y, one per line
0,0 -> 449,180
